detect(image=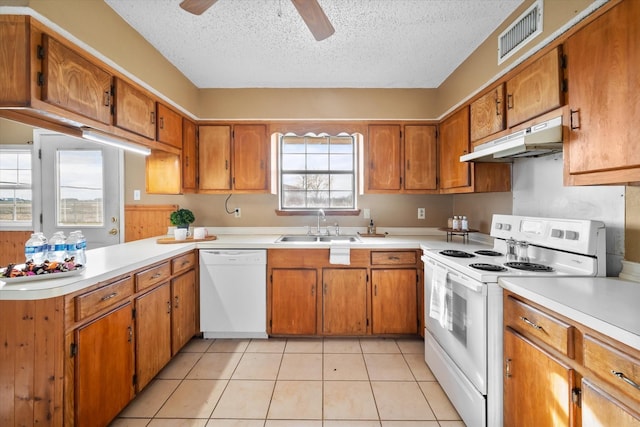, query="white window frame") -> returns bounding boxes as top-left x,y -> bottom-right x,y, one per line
278,133 -> 358,212
0,144 -> 40,231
